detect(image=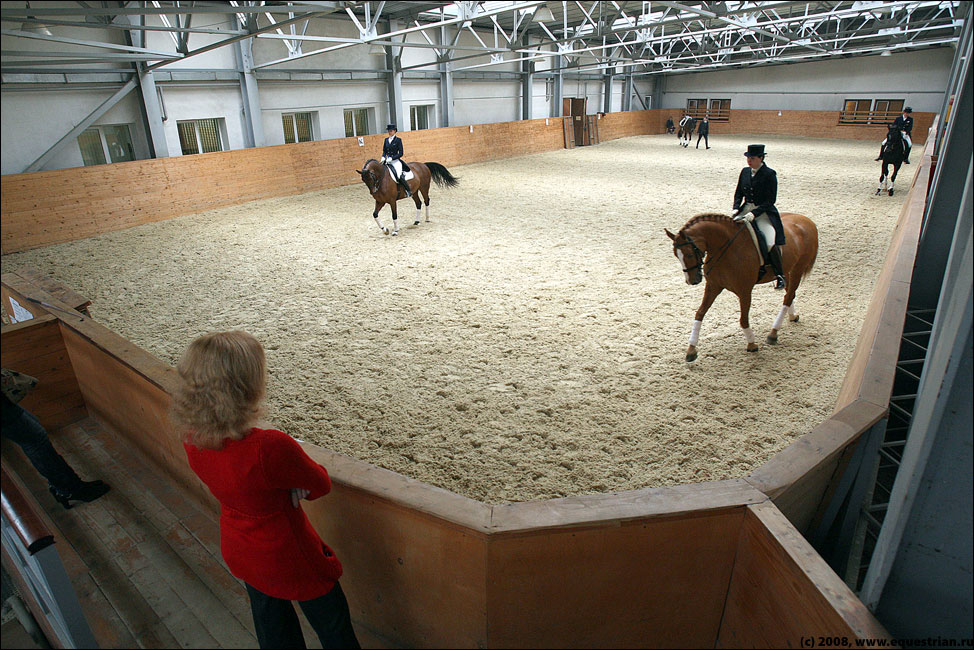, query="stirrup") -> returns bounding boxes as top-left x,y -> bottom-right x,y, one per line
774,275 -> 786,290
